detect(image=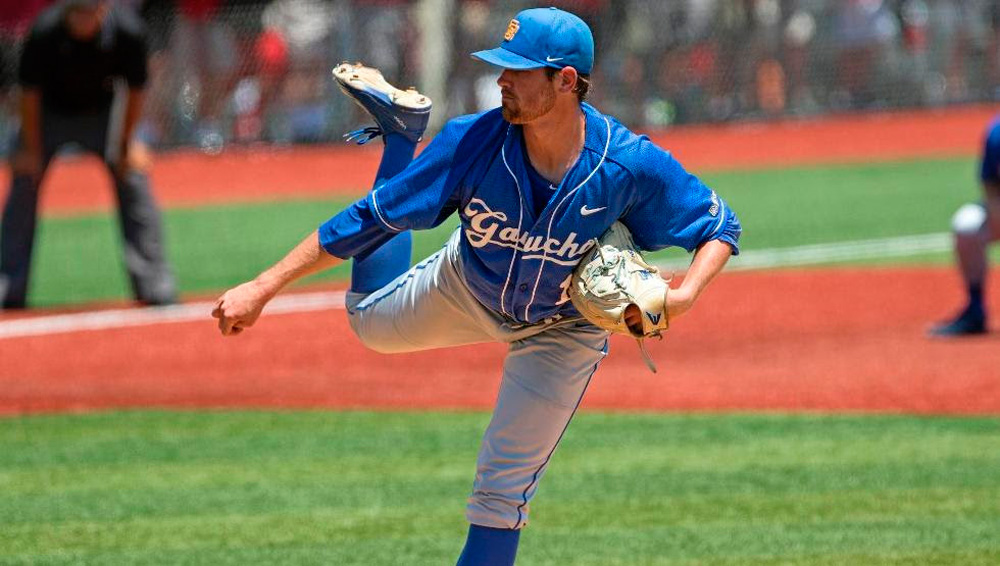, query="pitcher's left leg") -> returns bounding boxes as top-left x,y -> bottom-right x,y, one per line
333,62 -> 431,294
459,323 -> 608,564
